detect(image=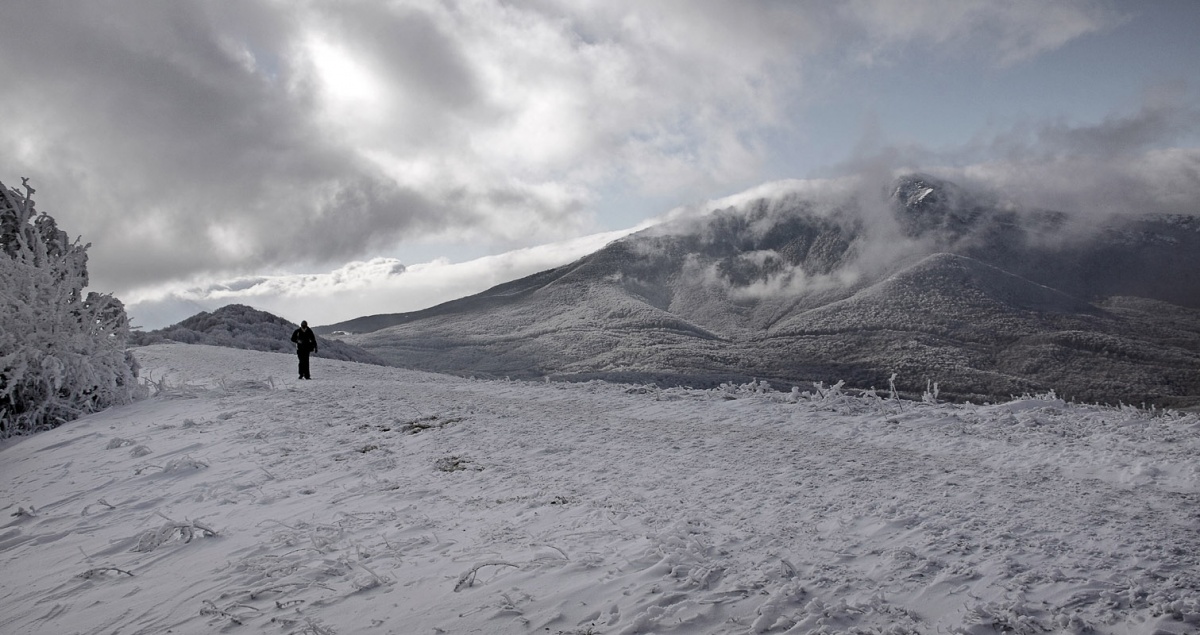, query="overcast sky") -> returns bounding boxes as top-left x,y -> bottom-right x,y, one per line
2,1 -> 1198,328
